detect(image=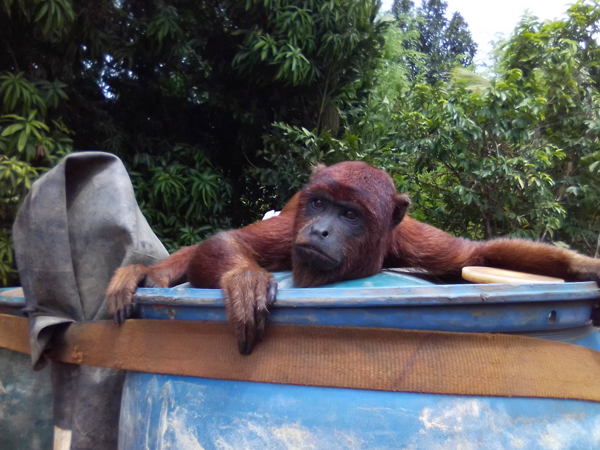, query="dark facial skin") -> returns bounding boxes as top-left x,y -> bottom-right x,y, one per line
293,192 -> 366,271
